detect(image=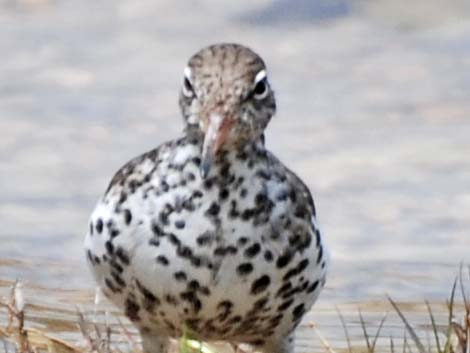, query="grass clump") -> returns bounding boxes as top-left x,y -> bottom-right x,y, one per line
0,266 -> 469,353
